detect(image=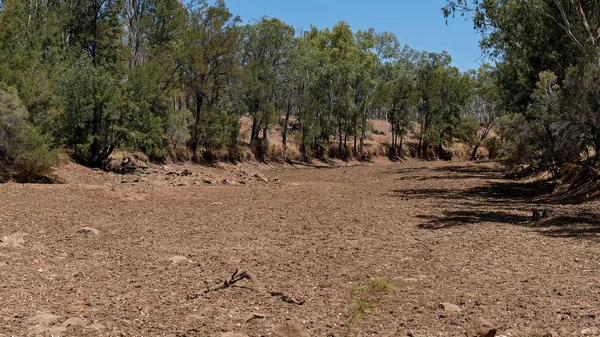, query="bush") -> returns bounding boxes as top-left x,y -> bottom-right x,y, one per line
484,137 -> 503,160
0,84 -> 59,182
57,57 -> 119,167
